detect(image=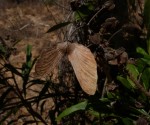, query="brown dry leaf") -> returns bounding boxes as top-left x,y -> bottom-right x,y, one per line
89,33 -> 102,44
68,43 -> 97,95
